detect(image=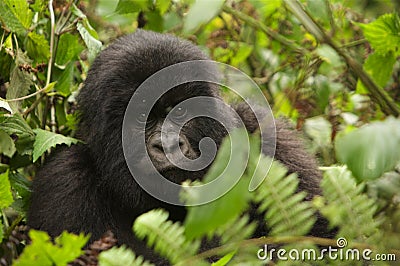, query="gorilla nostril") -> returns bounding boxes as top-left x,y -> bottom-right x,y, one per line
153,142 -> 164,153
